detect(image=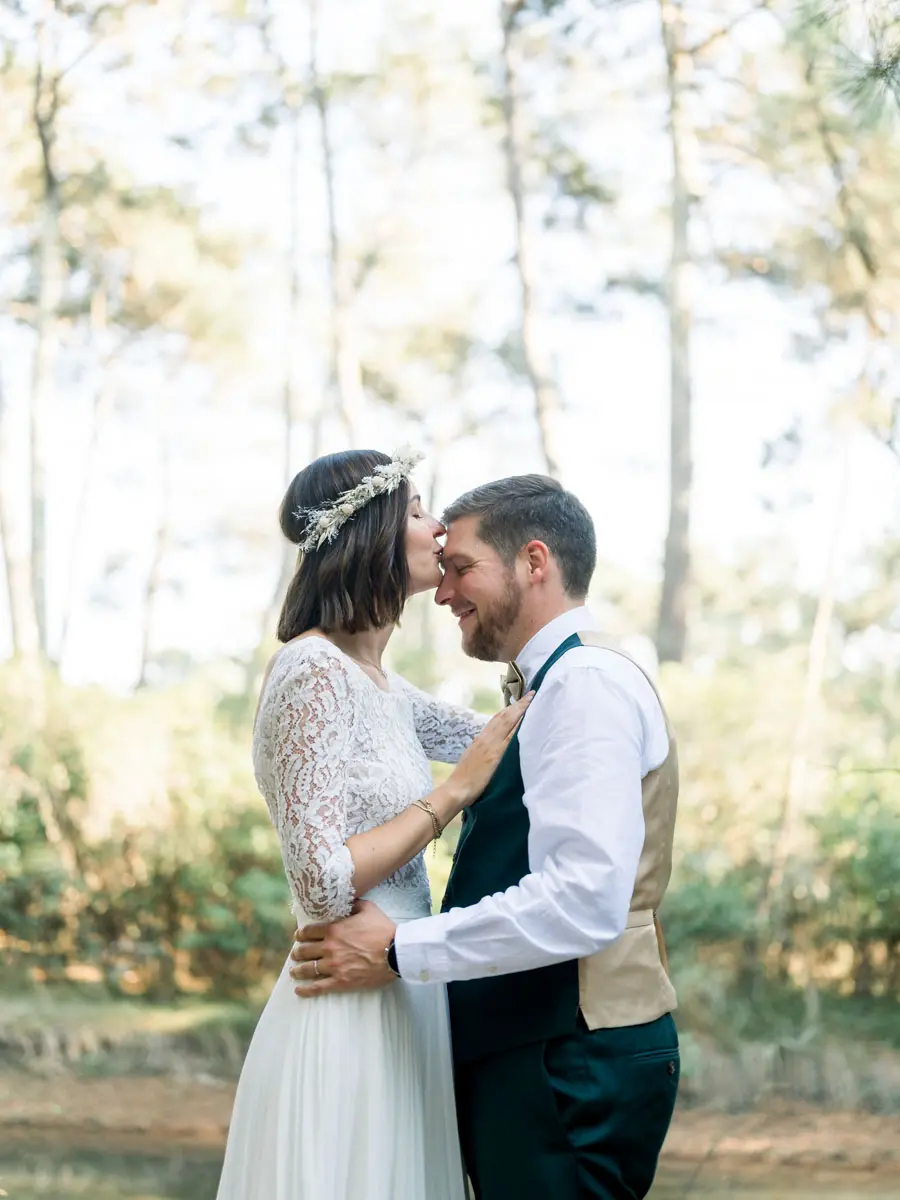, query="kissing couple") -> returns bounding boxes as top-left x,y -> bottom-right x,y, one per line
215,447 -> 680,1200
